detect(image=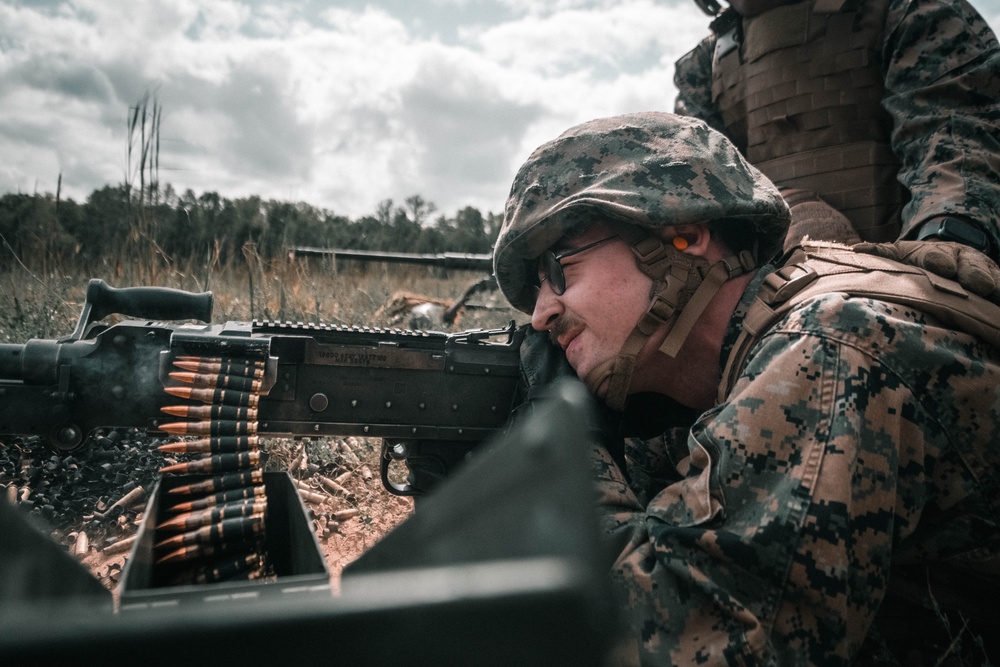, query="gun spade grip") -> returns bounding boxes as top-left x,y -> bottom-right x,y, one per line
86,279 -> 213,323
